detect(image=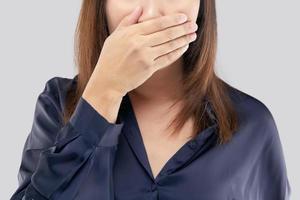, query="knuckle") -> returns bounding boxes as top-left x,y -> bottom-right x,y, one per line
139,52 -> 153,70
129,37 -> 141,50
130,36 -> 147,52
142,59 -> 152,70
140,61 -> 152,71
